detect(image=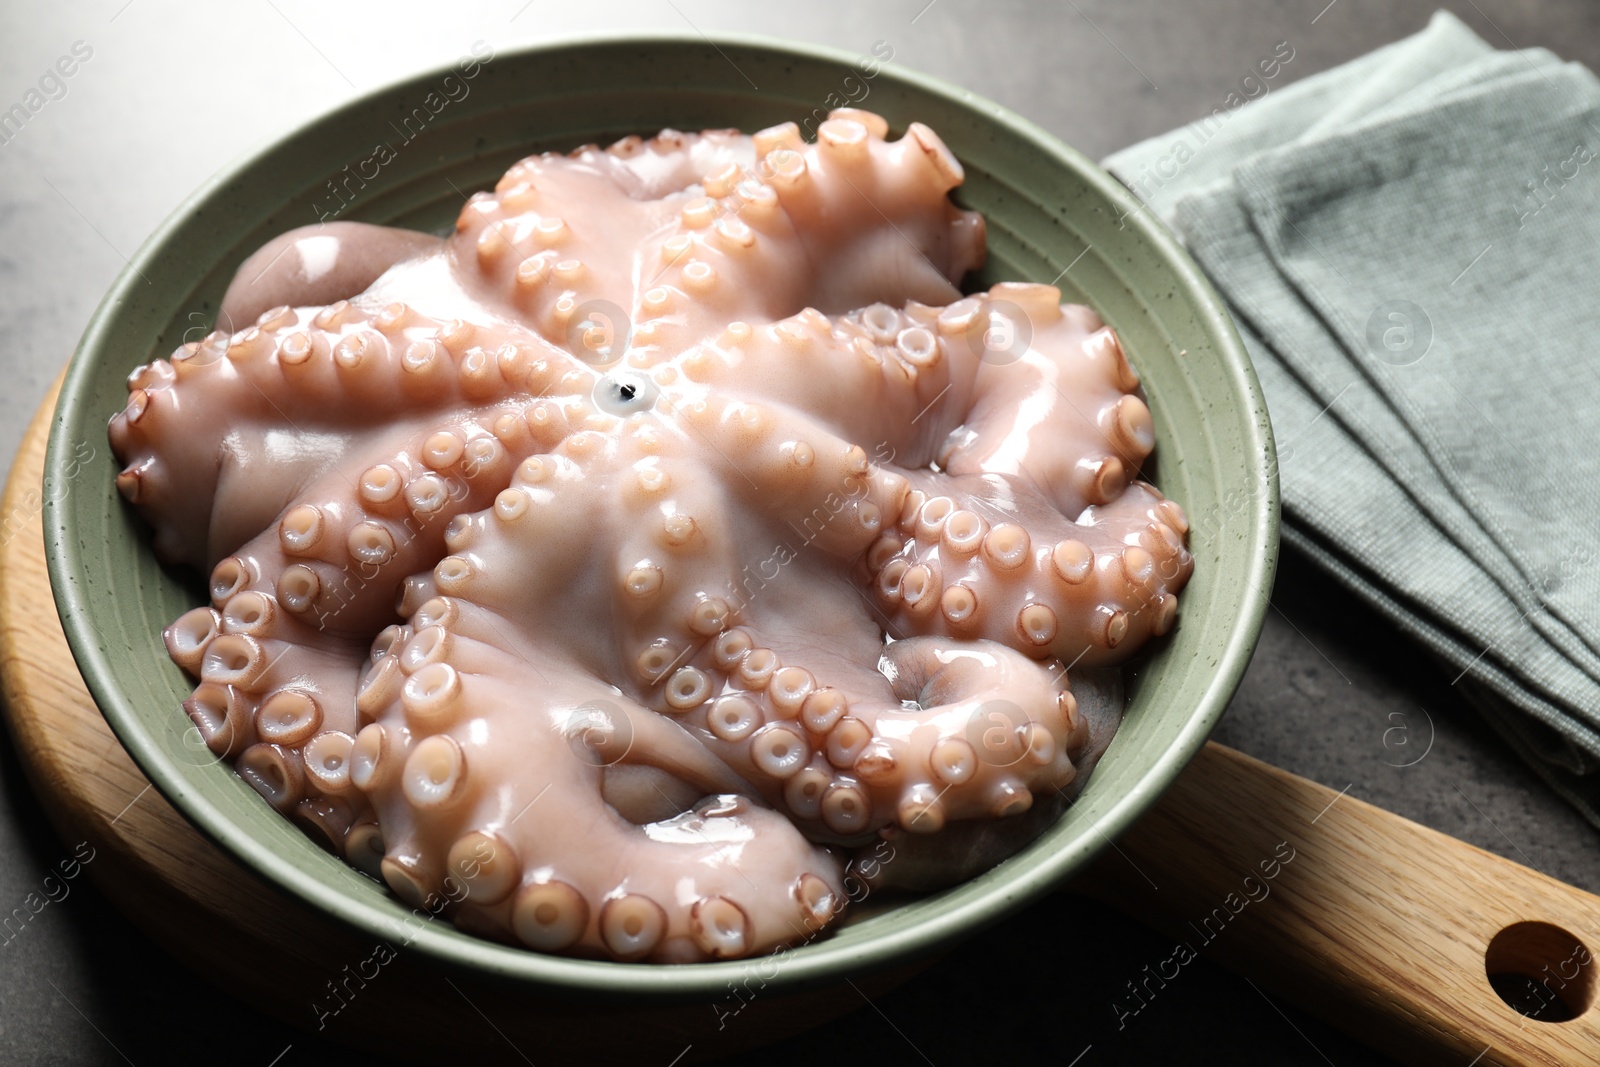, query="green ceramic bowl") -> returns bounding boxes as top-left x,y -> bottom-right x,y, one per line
44,33 -> 1277,998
